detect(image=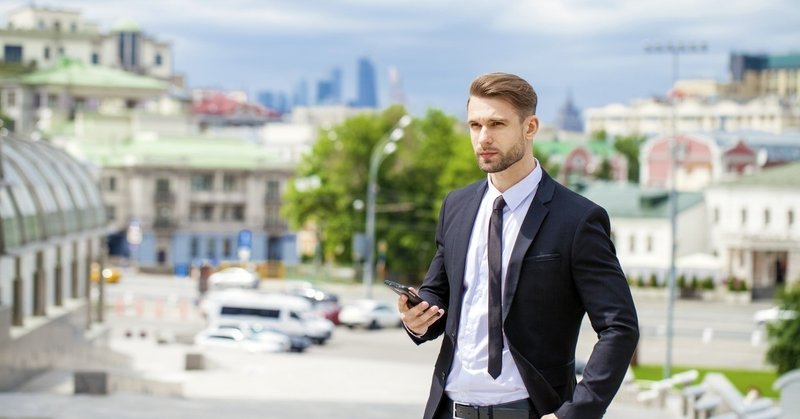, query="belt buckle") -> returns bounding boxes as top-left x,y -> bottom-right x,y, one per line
452,401 -> 469,419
